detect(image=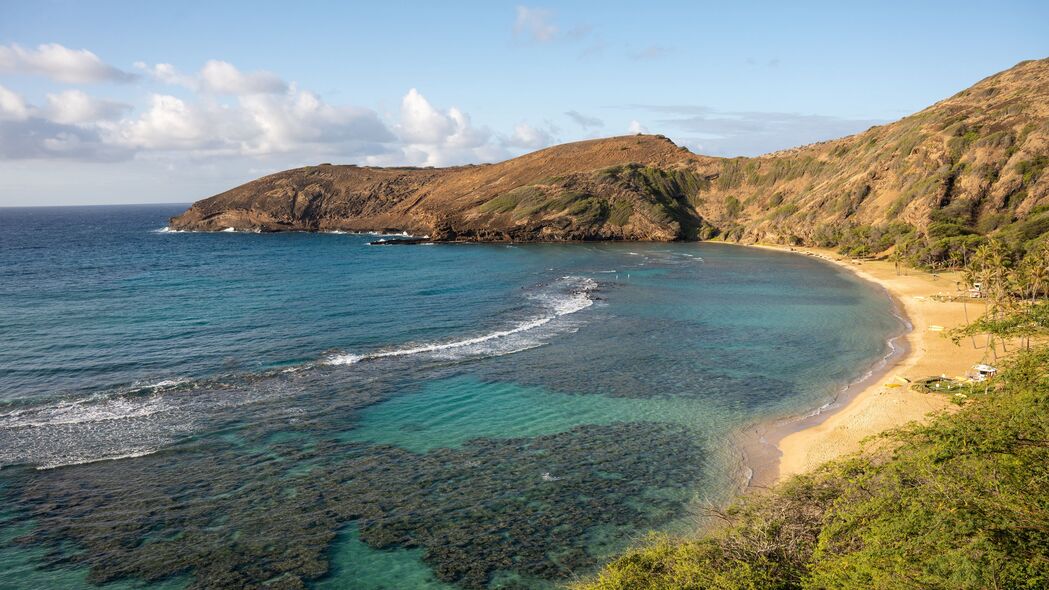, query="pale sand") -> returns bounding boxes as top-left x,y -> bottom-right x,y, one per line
732,244 -> 993,488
